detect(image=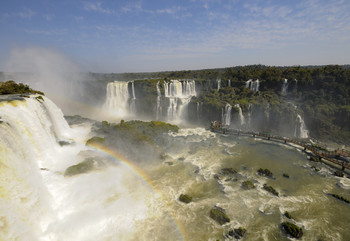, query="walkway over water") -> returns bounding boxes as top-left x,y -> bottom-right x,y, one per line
210,126 -> 350,172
